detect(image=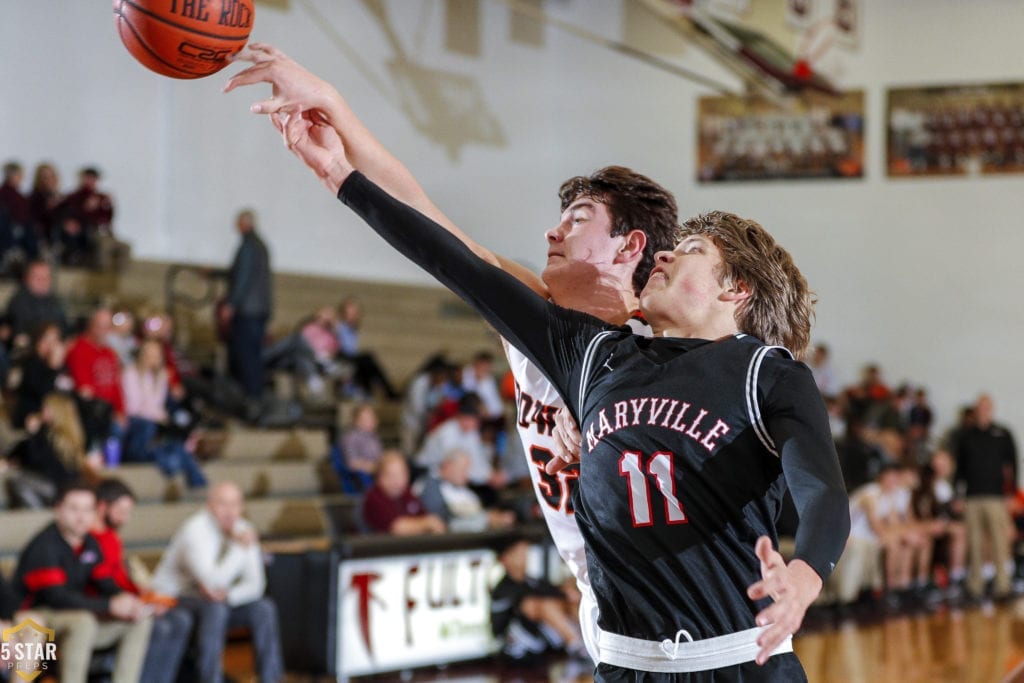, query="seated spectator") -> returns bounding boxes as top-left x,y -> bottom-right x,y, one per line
361,451 -> 445,535
415,450 -> 516,532
912,450 -> 968,597
28,162 -> 62,249
150,482 -> 283,683
121,339 -> 207,489
6,393 -> 102,508
461,351 -> 504,424
415,393 -> 508,505
833,464 -> 926,611
300,305 -> 345,387
11,323 -> 72,429
55,166 -> 114,266
0,160 -> 37,264
4,260 -> 68,344
340,403 -> 383,490
400,354 -> 452,453
106,308 -> 137,367
13,480 -> 151,683
66,308 -> 125,449
335,296 -> 399,399
490,536 -> 588,662
90,479 -> 193,683
263,305 -> 343,397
